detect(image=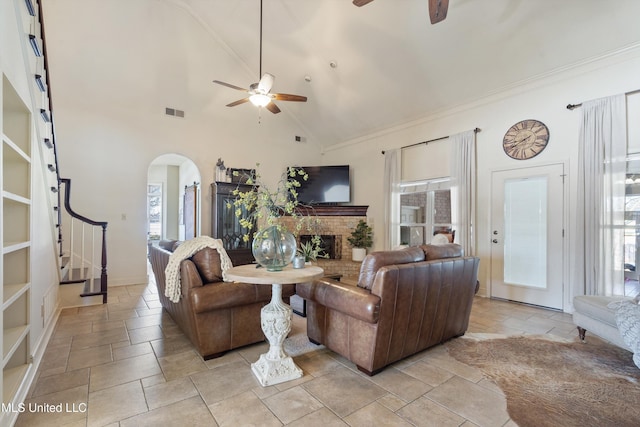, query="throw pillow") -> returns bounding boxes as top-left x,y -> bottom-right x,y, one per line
191,247 -> 223,283
420,244 -> 463,260
609,299 -> 640,369
159,239 -> 178,251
